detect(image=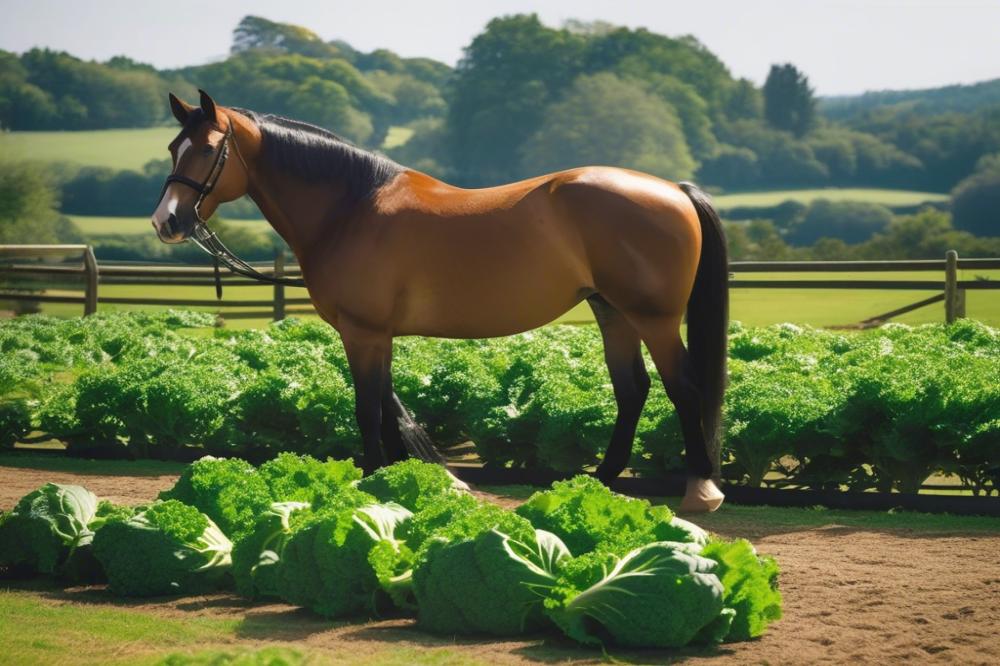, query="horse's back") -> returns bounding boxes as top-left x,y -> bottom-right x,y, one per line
358,166 -> 703,335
